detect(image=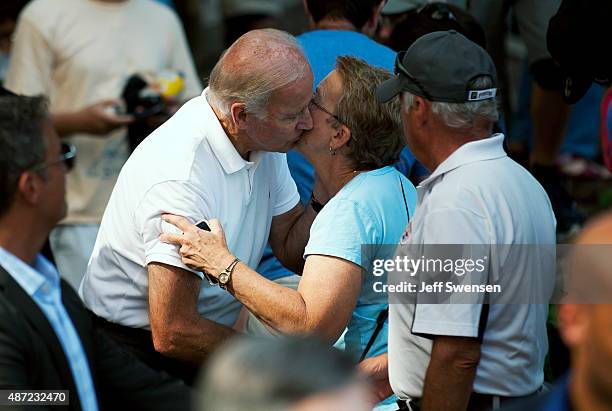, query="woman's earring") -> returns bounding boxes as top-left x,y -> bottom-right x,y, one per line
329,147 -> 336,156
